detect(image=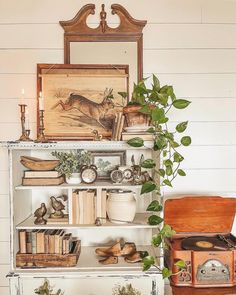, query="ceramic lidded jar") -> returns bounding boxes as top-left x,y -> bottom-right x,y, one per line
107,190 -> 136,224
